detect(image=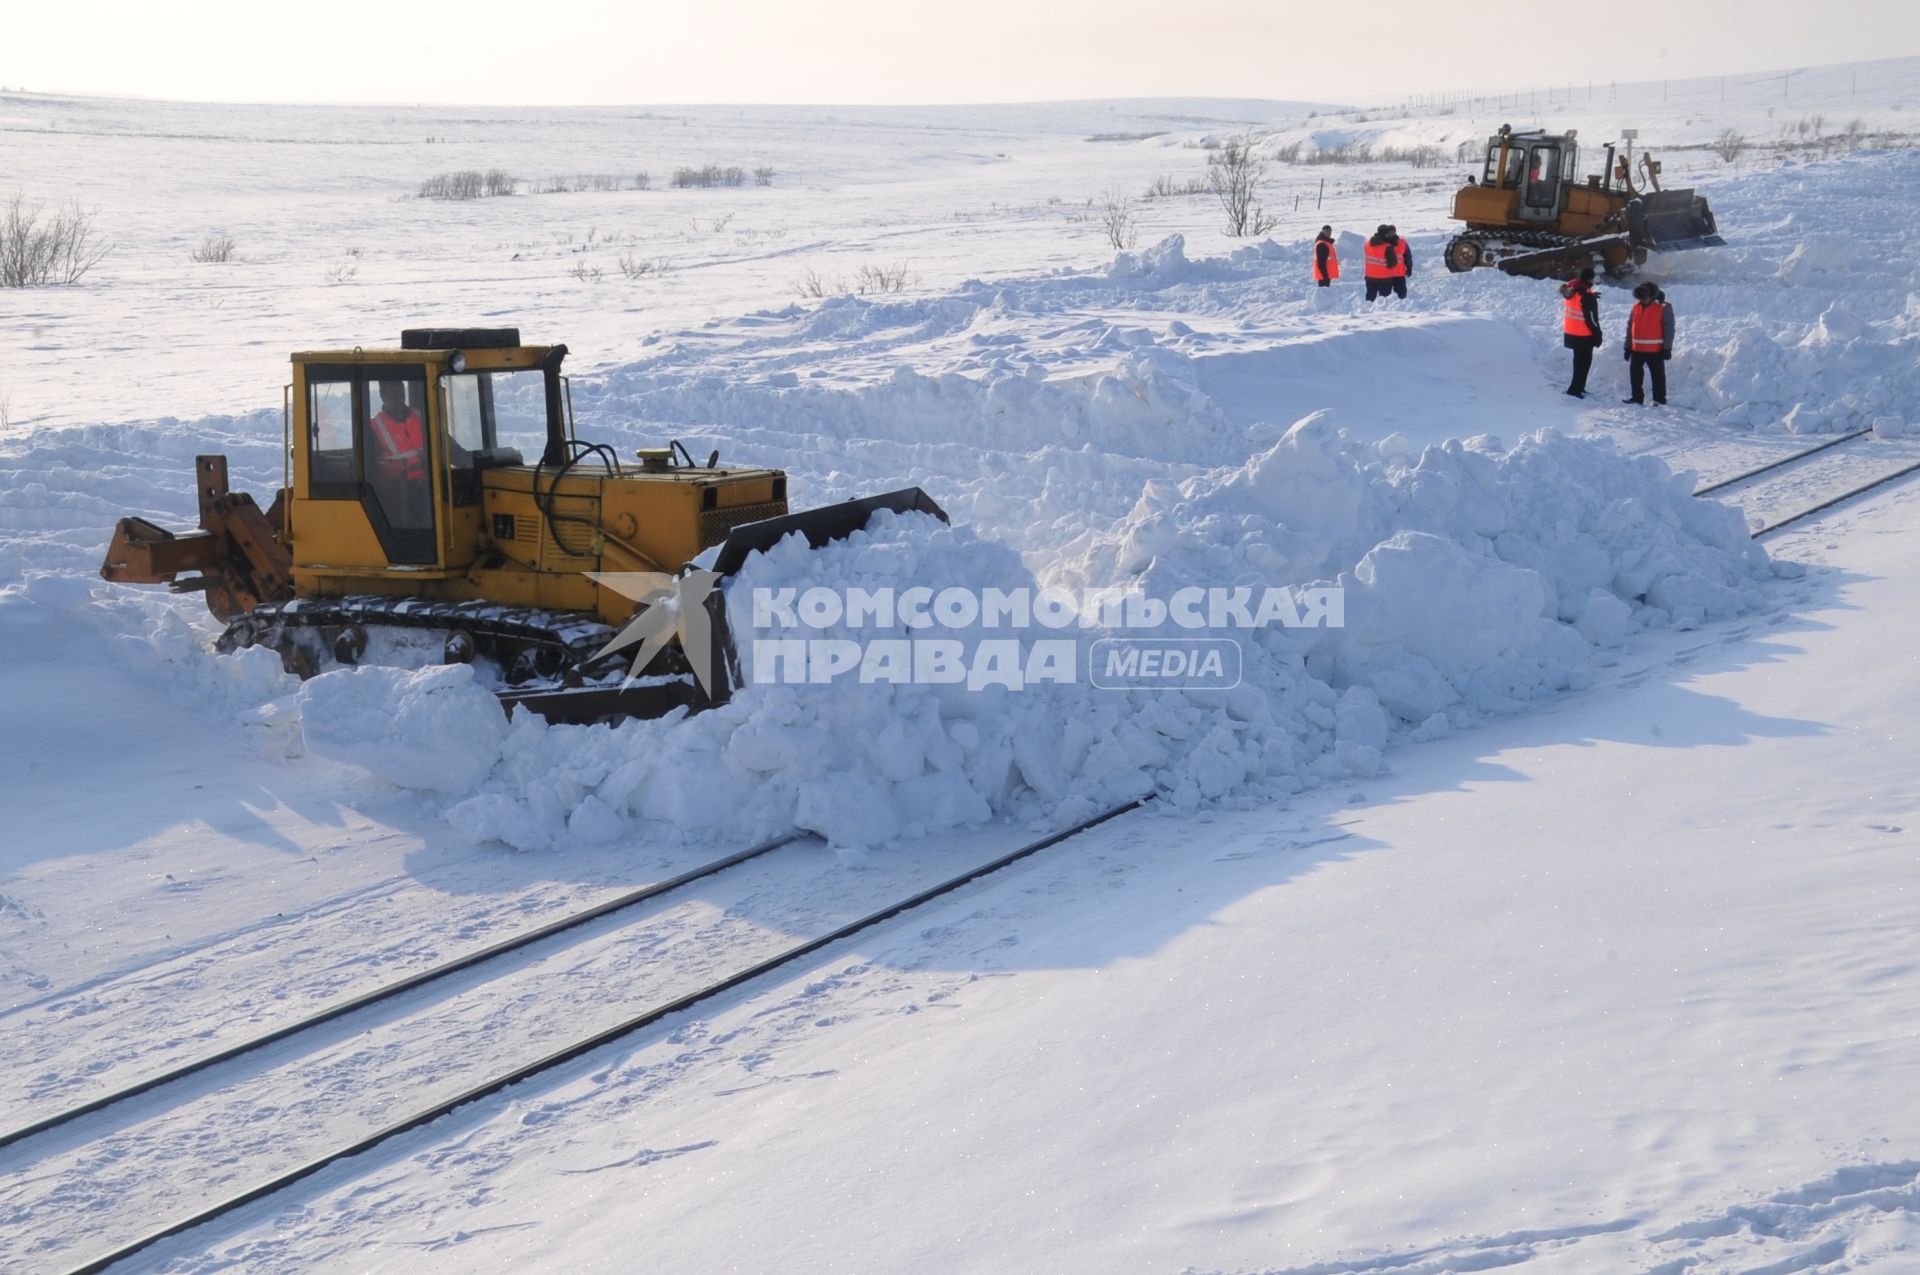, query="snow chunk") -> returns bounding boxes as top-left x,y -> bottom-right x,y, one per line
299,663 -> 507,793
